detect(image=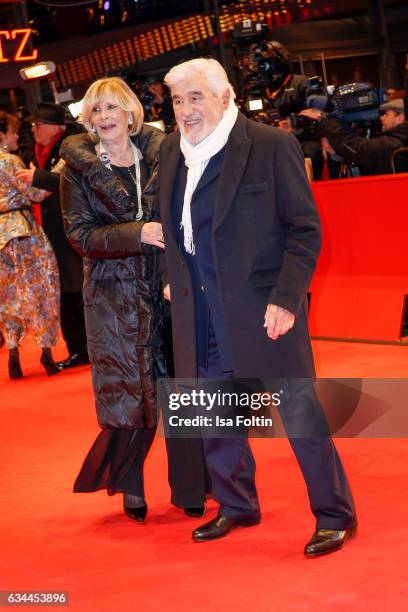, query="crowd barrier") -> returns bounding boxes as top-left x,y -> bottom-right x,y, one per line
309,172 -> 408,342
